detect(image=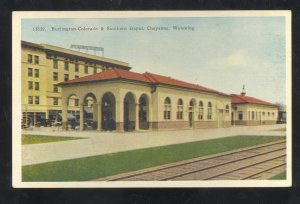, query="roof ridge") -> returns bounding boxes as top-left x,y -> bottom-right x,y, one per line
112,68 -> 122,78
143,72 -> 157,83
